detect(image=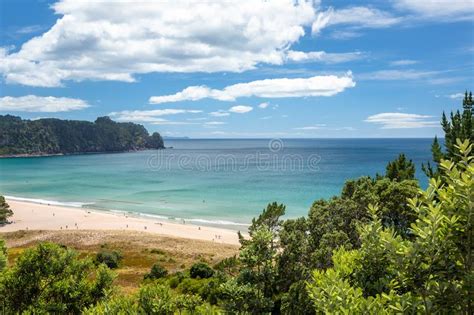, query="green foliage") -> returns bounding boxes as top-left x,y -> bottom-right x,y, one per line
0,115 -> 164,156
0,238 -> 7,272
139,283 -> 203,314
424,90 -> 473,177
308,140 -> 474,314
248,202 -> 285,235
144,263 -> 168,280
0,242 -> 115,313
385,153 -> 415,181
0,196 -> 13,224
189,262 -> 214,279
83,295 -> 139,314
214,255 -> 239,275
95,249 -> 123,269
138,284 -> 176,314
